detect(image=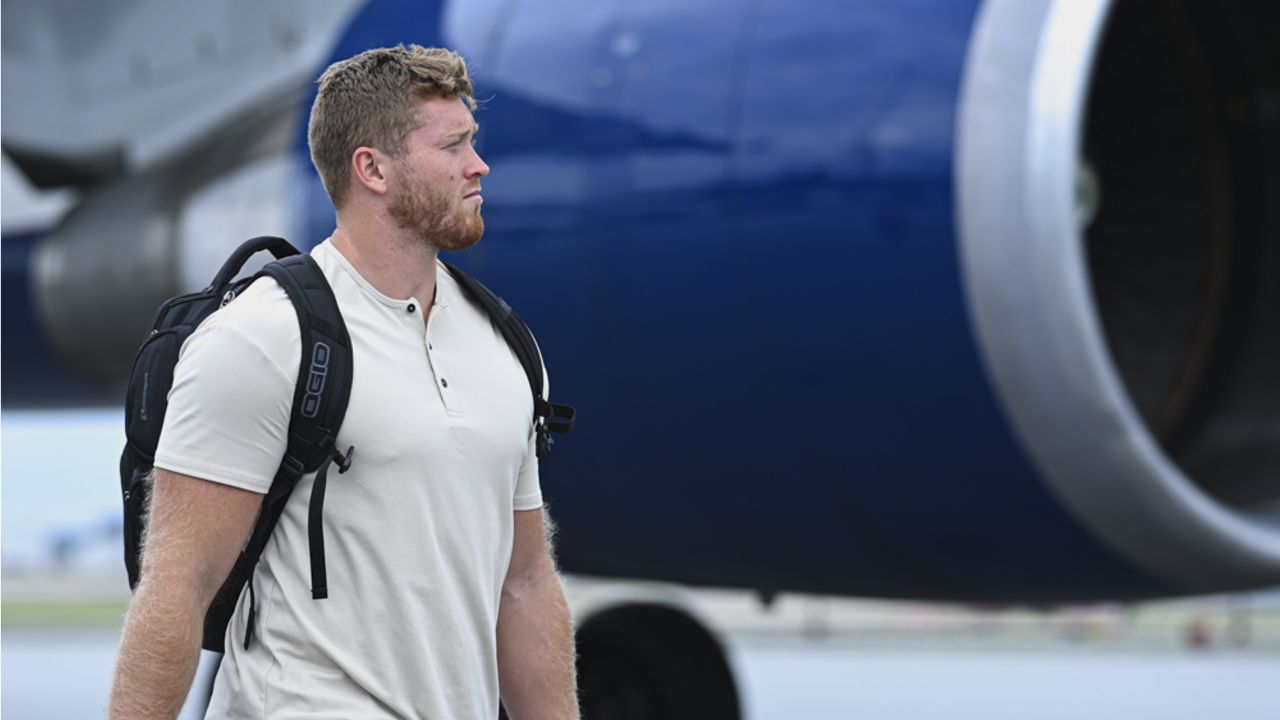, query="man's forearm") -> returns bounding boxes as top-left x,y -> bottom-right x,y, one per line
497,567 -> 579,720
108,581 -> 206,720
